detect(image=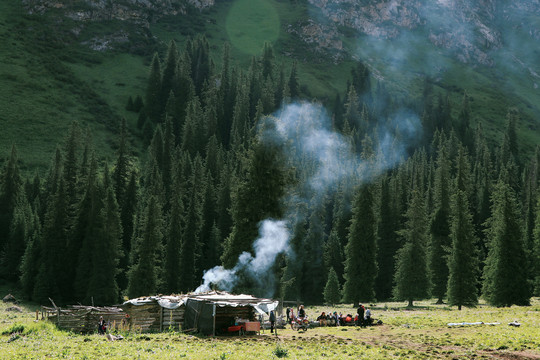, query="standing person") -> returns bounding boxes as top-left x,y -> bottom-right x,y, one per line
286,307 -> 291,323
357,304 -> 365,327
364,307 -> 372,326
98,316 -> 106,334
289,308 -> 295,330
269,310 -> 276,333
